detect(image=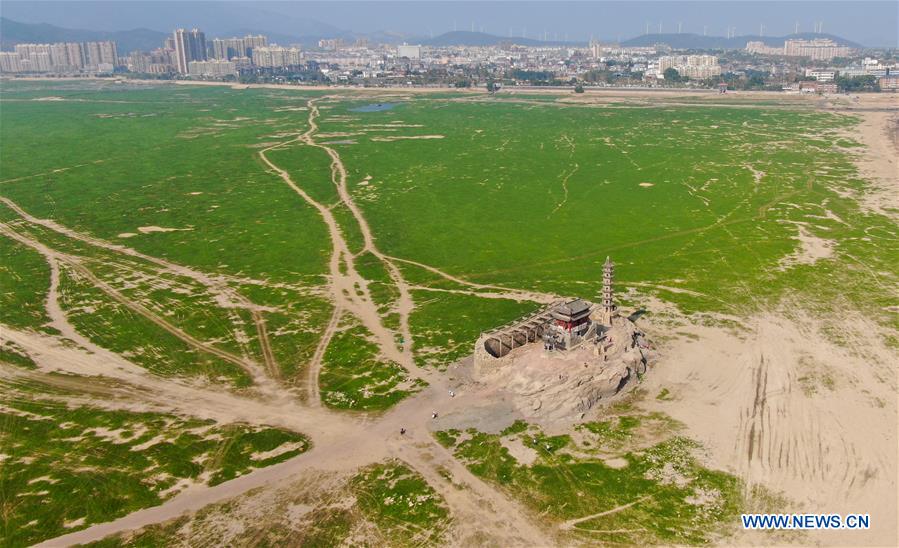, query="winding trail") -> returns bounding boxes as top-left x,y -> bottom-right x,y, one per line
550,163 -> 579,216
290,99 -> 417,363
306,305 -> 343,407
386,255 -> 559,304
11,323 -> 553,547
257,105 -> 417,382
